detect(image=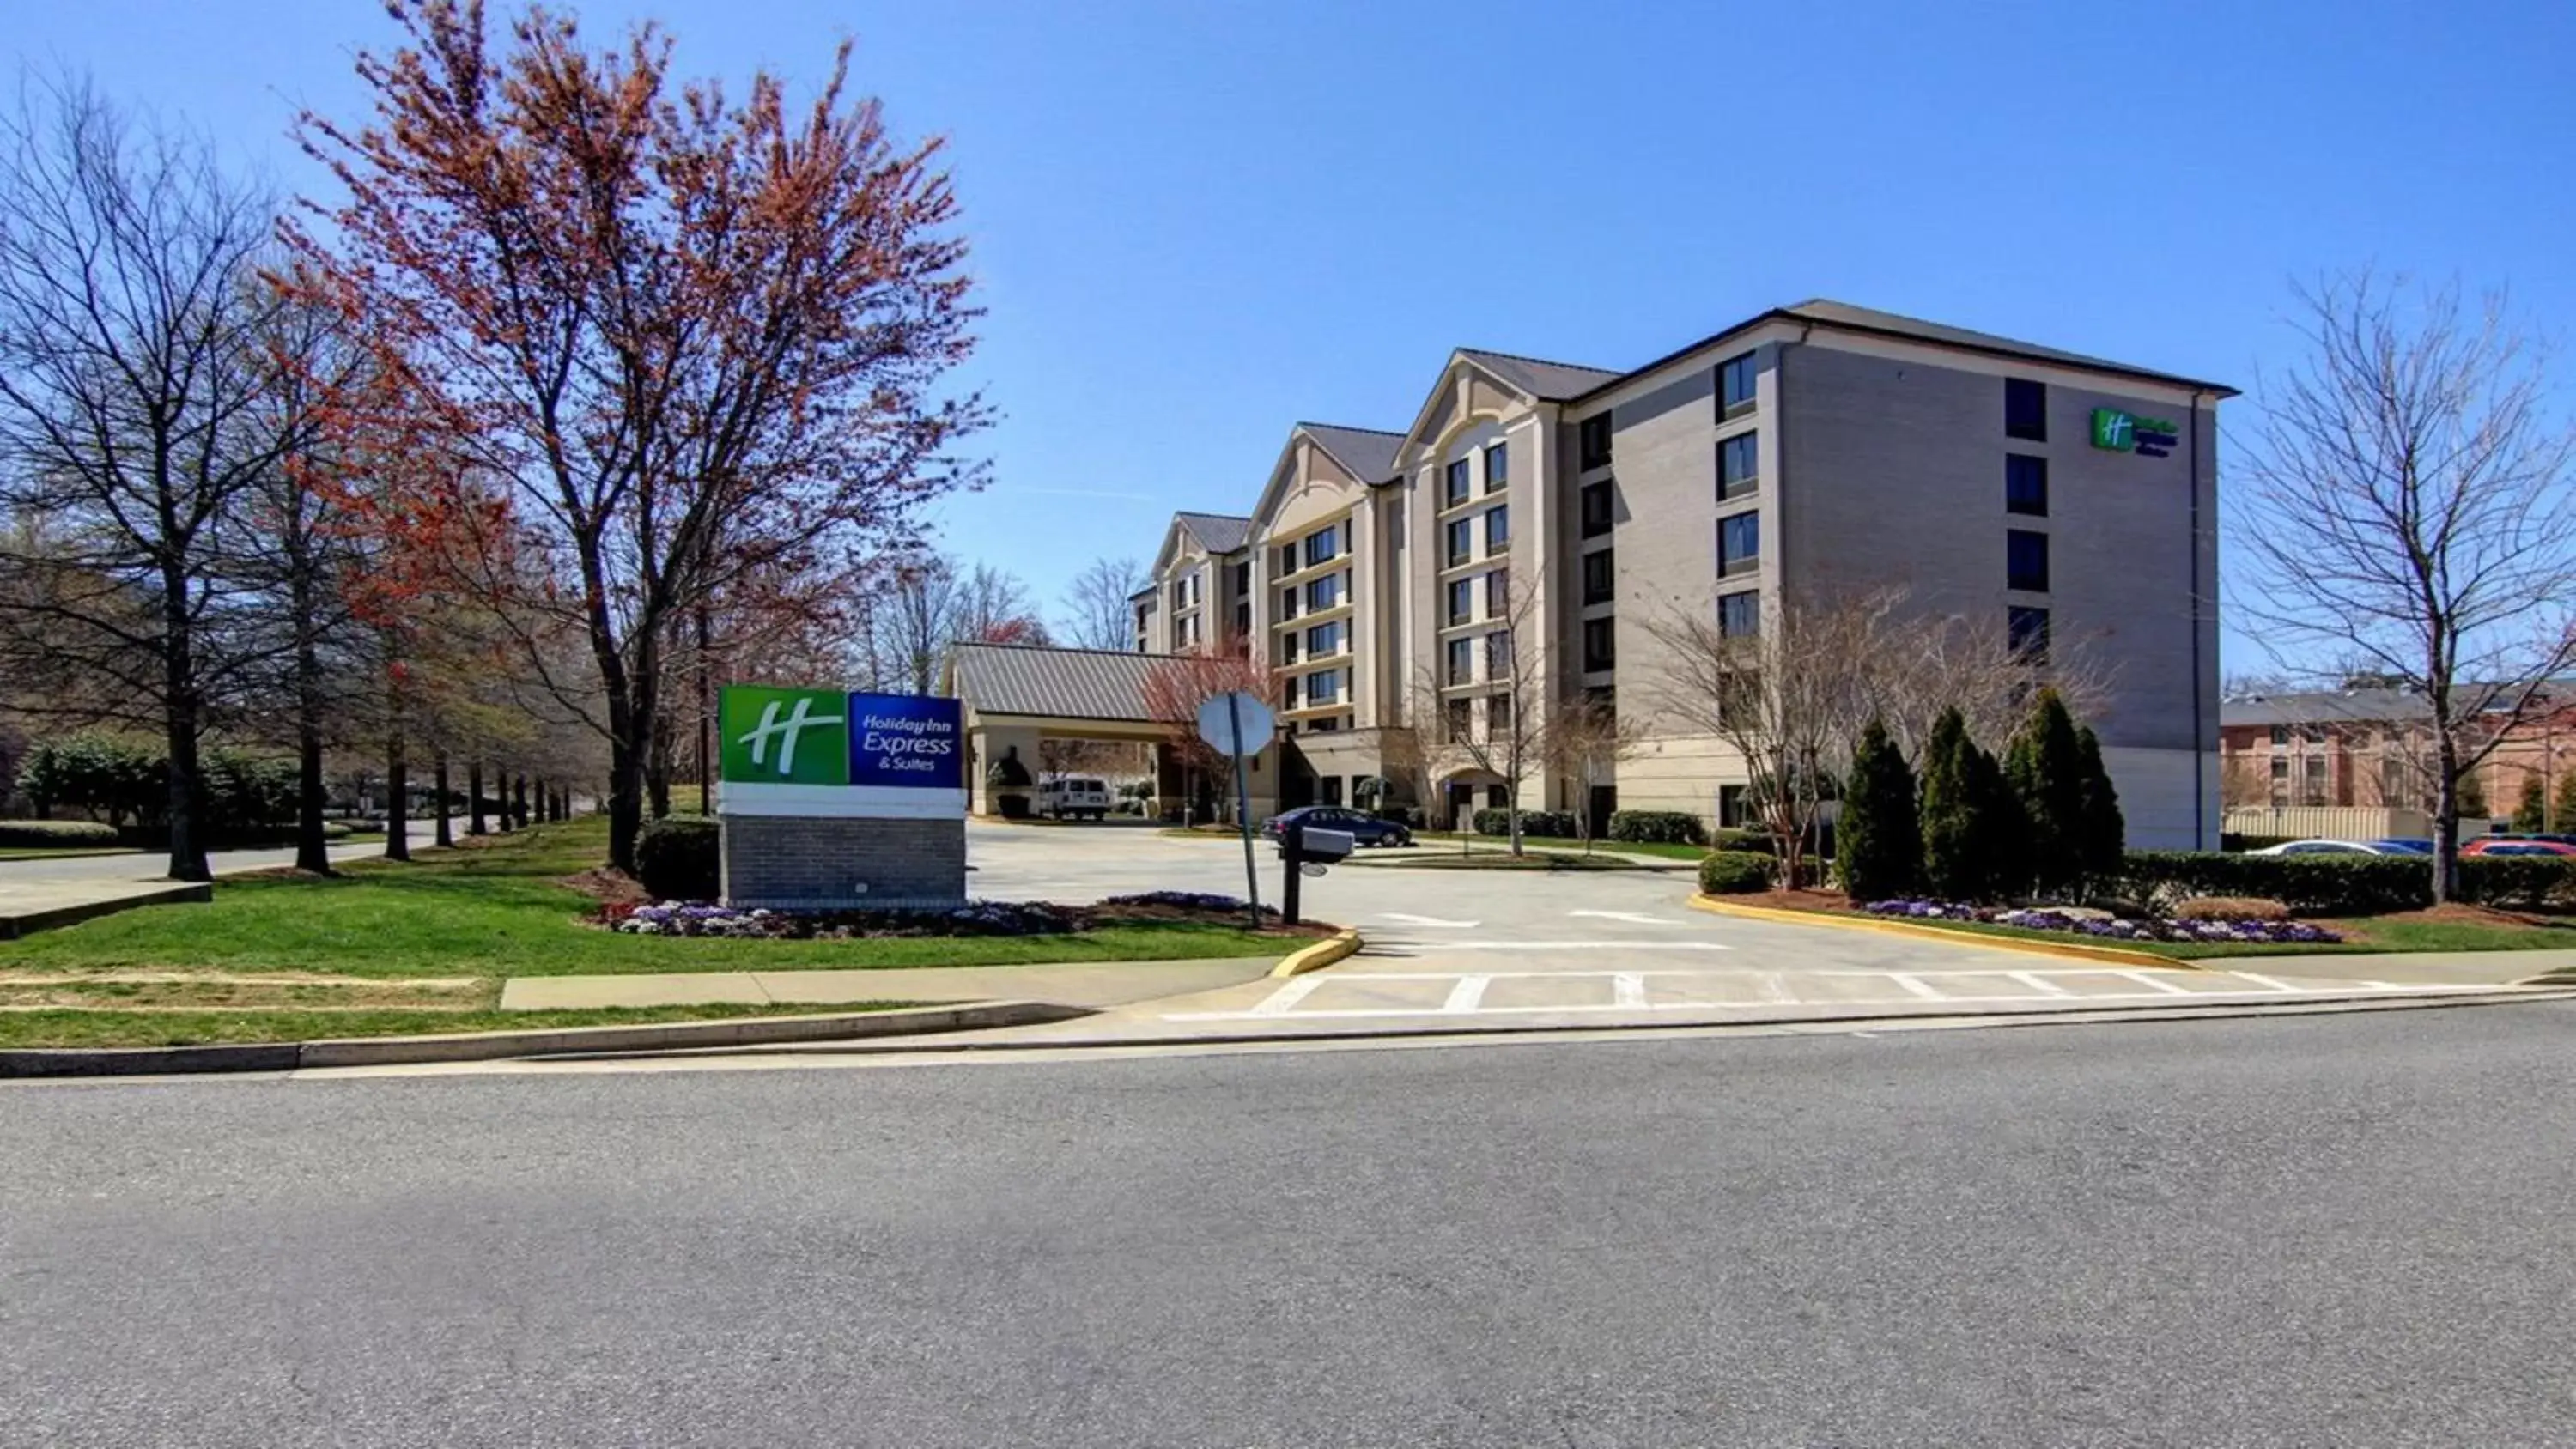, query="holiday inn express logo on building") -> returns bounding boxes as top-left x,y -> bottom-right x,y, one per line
2091,407 -> 2180,458
720,687 -> 850,785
